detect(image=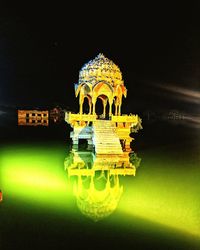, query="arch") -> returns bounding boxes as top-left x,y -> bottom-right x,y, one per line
95,98 -> 104,116
92,82 -> 114,116
74,82 -> 85,97
82,95 -> 92,114
113,85 -> 127,116
76,82 -> 92,115
85,95 -> 92,114
93,81 -> 114,93
95,94 -> 108,118
83,83 -> 92,94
